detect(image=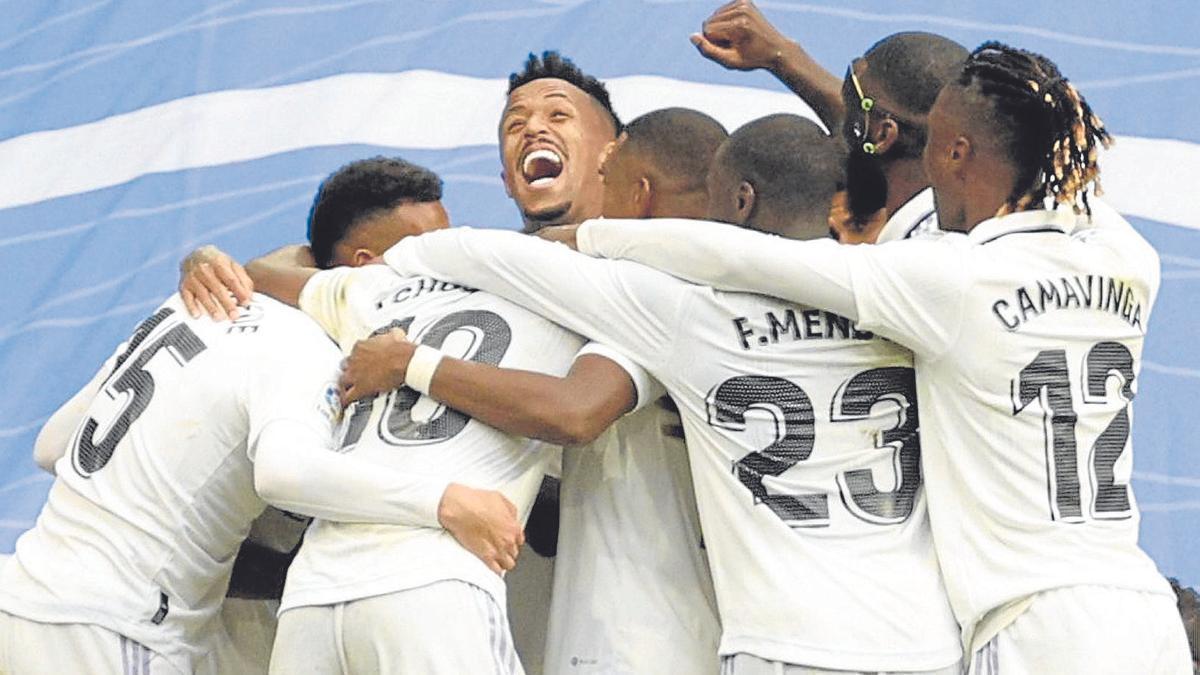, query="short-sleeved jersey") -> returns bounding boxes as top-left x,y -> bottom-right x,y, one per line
0,294 -> 341,672
384,230 -> 962,672
572,206 -> 1173,646
281,265 -> 583,611
546,344 -> 721,675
